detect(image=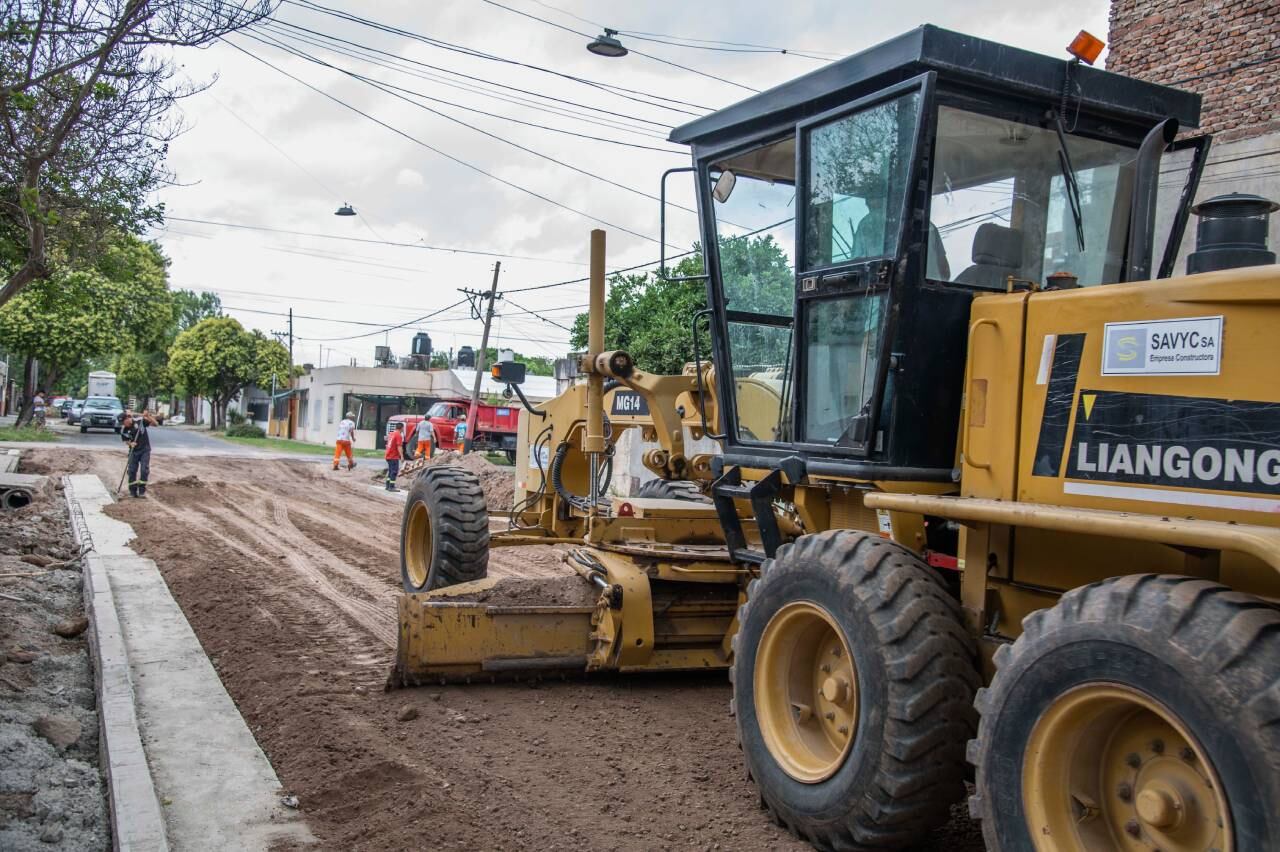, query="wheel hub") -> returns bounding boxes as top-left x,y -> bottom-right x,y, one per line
404,502 -> 432,589
754,601 -> 858,783
1023,684 -> 1230,852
